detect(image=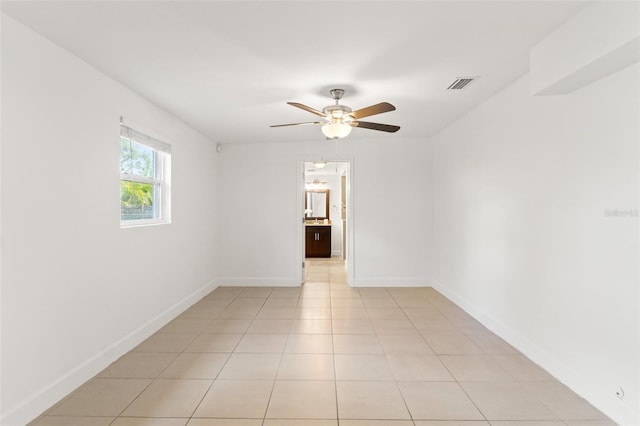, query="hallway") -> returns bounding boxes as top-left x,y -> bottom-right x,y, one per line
31,259 -> 612,425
